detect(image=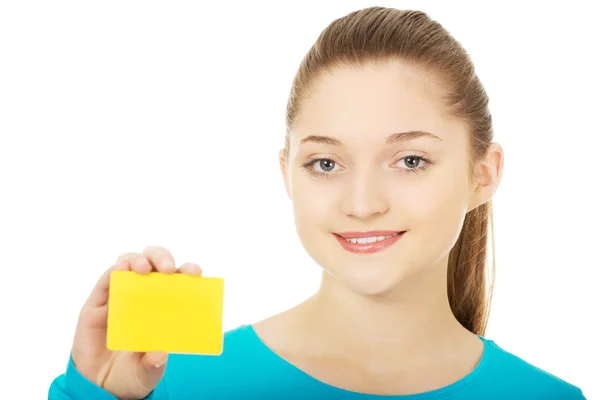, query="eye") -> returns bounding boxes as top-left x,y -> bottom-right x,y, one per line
394,155 -> 431,174
301,158 -> 342,179
400,156 -> 423,169
313,159 -> 338,173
